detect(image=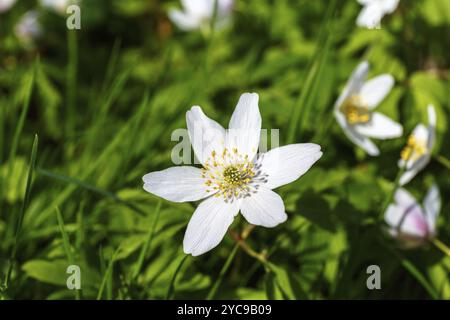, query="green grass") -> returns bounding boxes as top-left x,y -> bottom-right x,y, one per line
0,0 -> 449,300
